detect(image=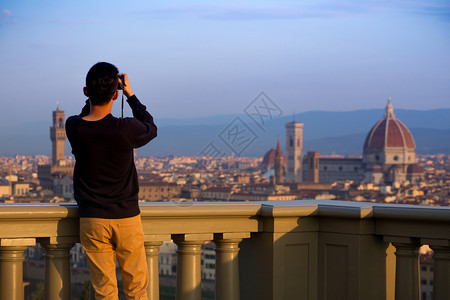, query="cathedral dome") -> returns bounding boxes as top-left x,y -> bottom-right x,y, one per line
261,147 -> 286,171
364,98 -> 415,151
